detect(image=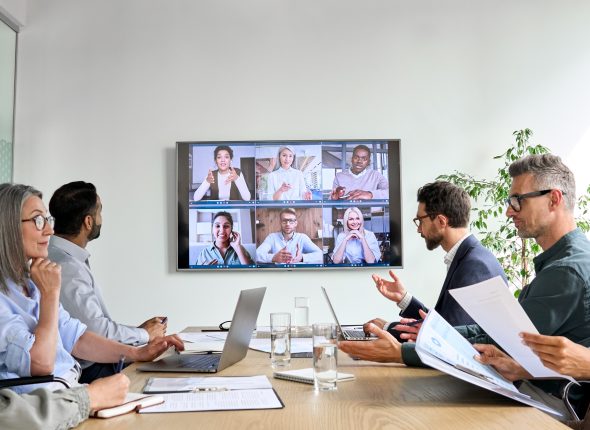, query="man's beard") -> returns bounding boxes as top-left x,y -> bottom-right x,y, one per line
88,222 -> 101,241
424,232 -> 443,250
